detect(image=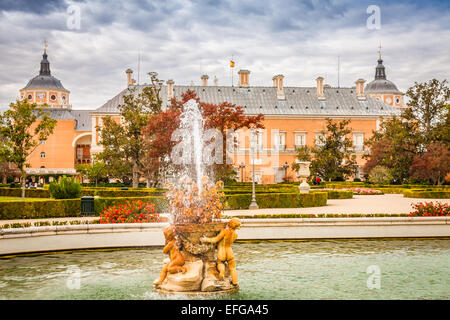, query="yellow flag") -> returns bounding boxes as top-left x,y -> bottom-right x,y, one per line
230,60 -> 235,68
